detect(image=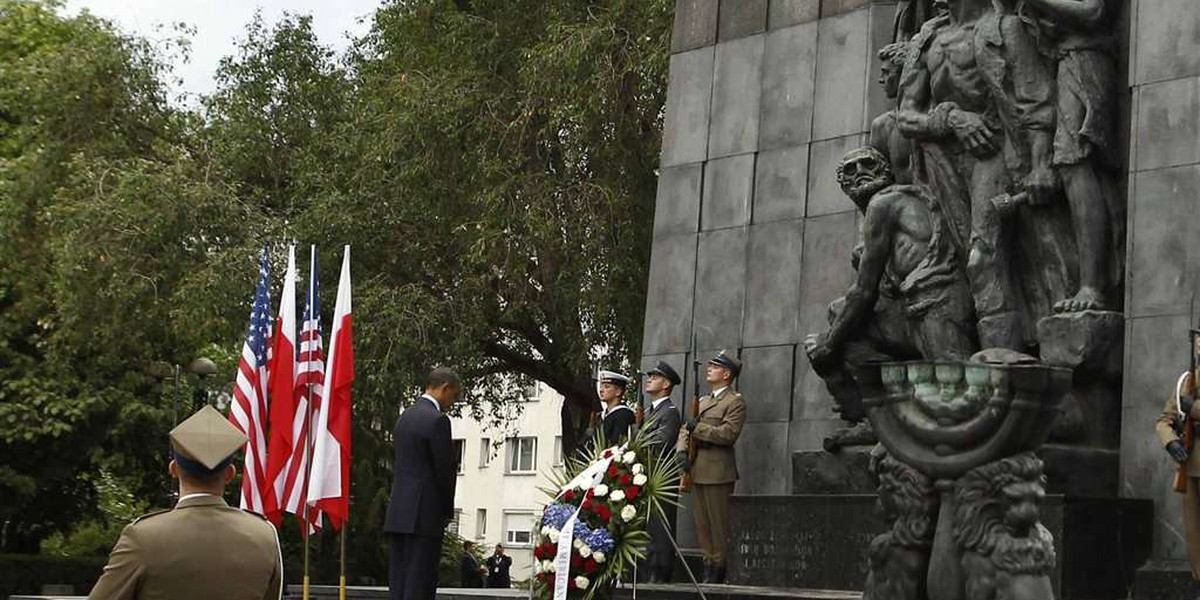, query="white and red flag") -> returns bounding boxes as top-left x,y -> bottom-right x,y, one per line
263,245 -> 298,525
307,245 -> 354,530
230,248 -> 273,514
